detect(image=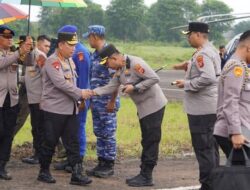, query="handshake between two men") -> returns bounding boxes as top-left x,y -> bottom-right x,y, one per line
81,89 -> 96,100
